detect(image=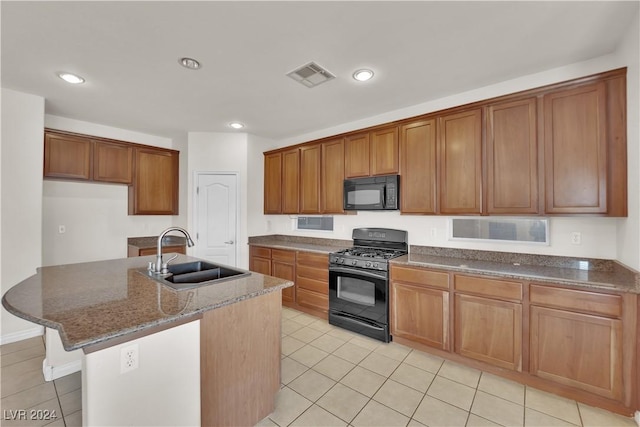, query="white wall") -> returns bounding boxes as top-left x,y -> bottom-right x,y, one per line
83,320 -> 200,427
187,132 -> 250,268
42,115 -> 182,266
251,51 -> 639,263
1,89 -> 46,343
616,10 -> 640,270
